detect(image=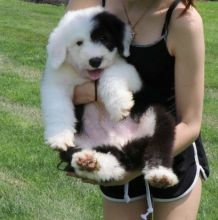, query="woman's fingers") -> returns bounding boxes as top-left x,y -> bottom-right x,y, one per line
66,172 -> 98,185
67,170 -> 141,186
66,172 -> 77,177
81,179 -> 99,185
